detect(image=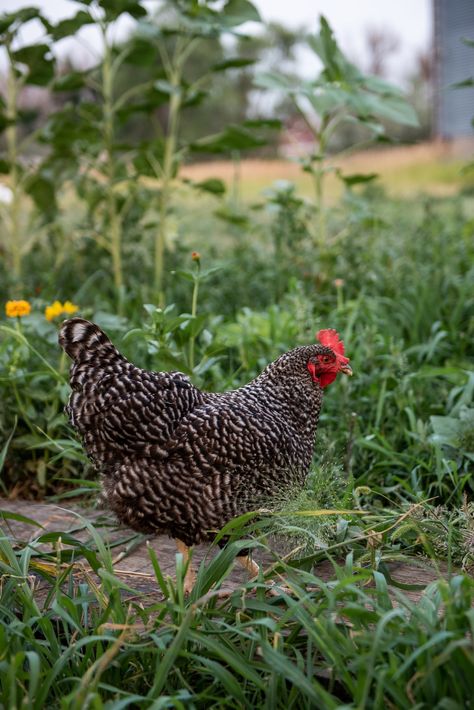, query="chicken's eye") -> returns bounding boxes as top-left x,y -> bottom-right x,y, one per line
320,355 -> 331,363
